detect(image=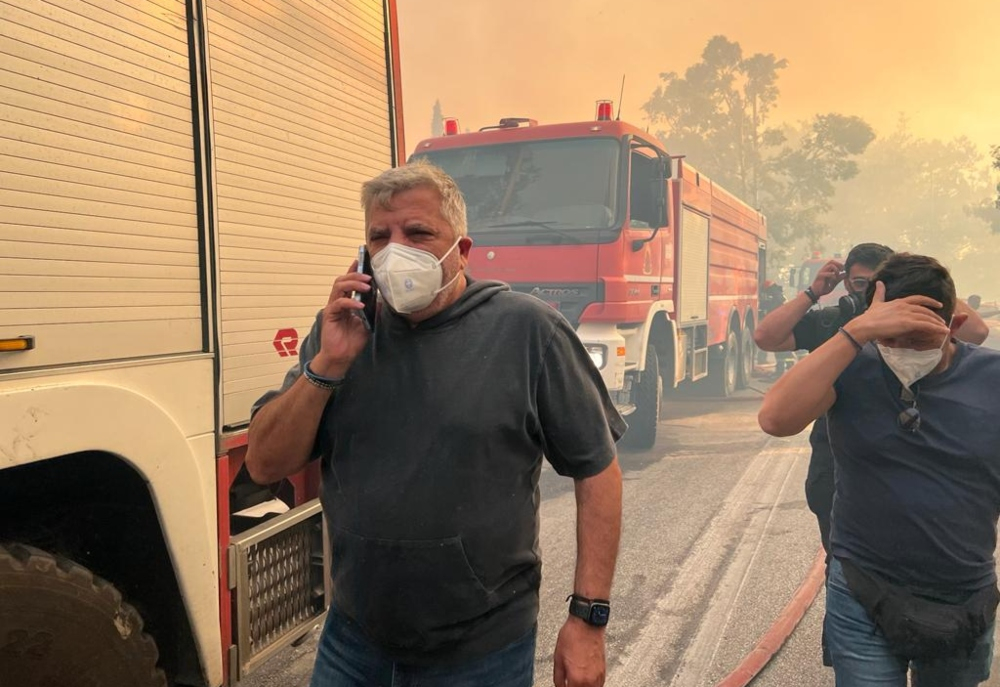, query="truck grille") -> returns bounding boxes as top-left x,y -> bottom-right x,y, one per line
247,524 -> 318,650
230,500 -> 326,680
512,282 -> 602,326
